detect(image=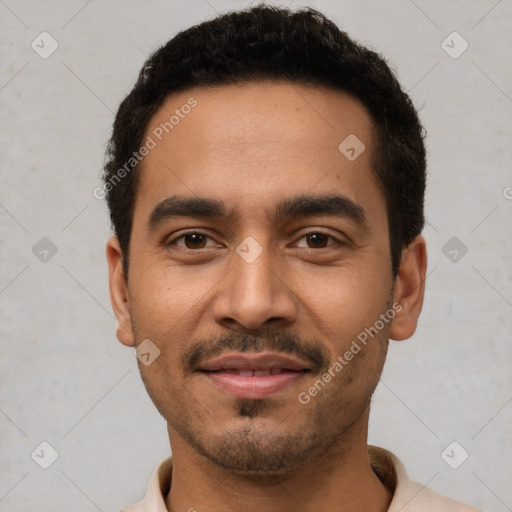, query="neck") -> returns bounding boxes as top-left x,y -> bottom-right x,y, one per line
164,409 -> 392,512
